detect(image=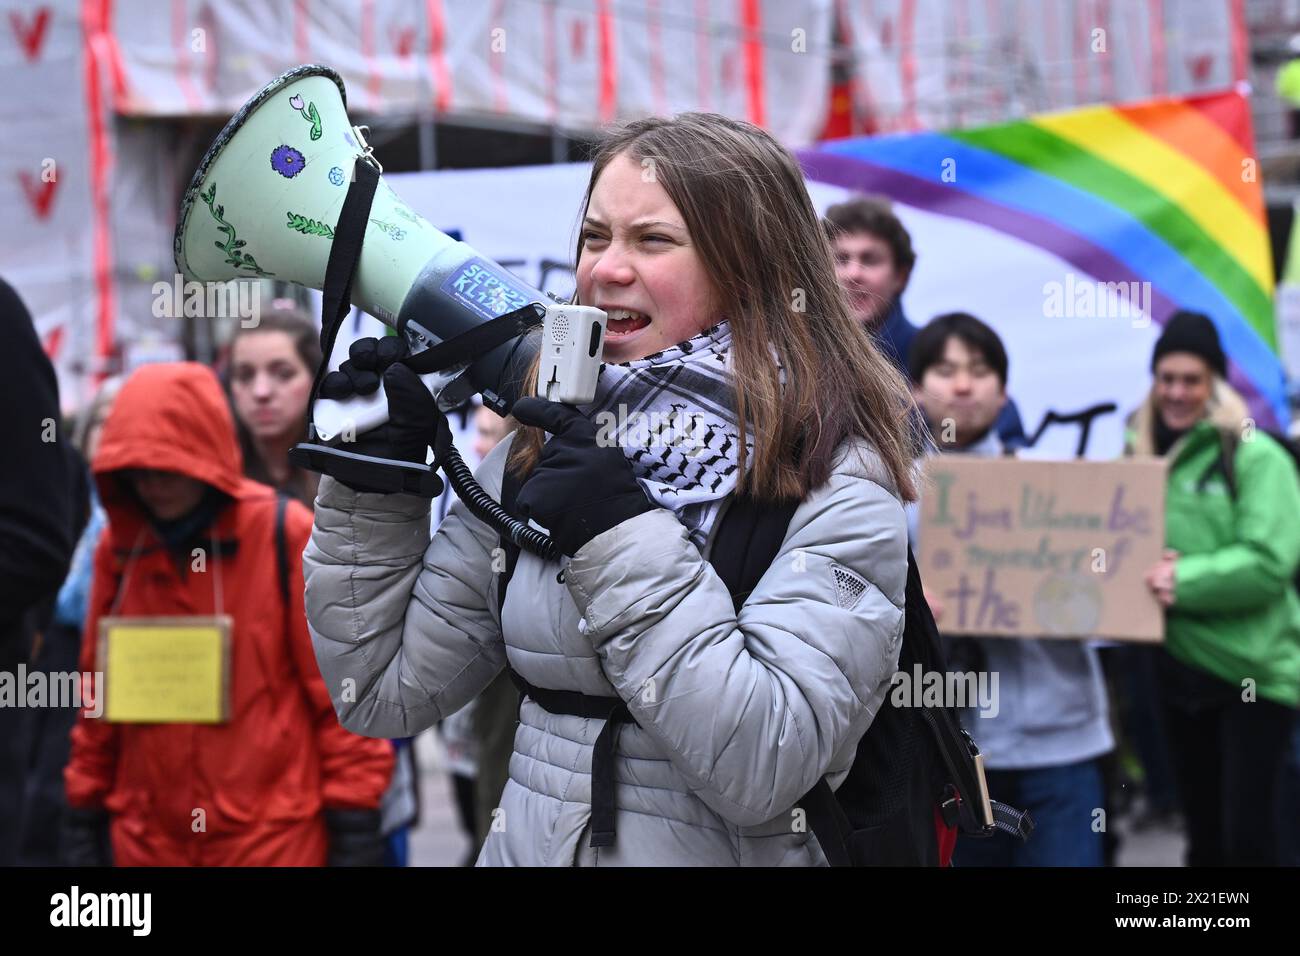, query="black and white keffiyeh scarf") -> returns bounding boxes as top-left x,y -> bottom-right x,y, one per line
580,321 -> 748,551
